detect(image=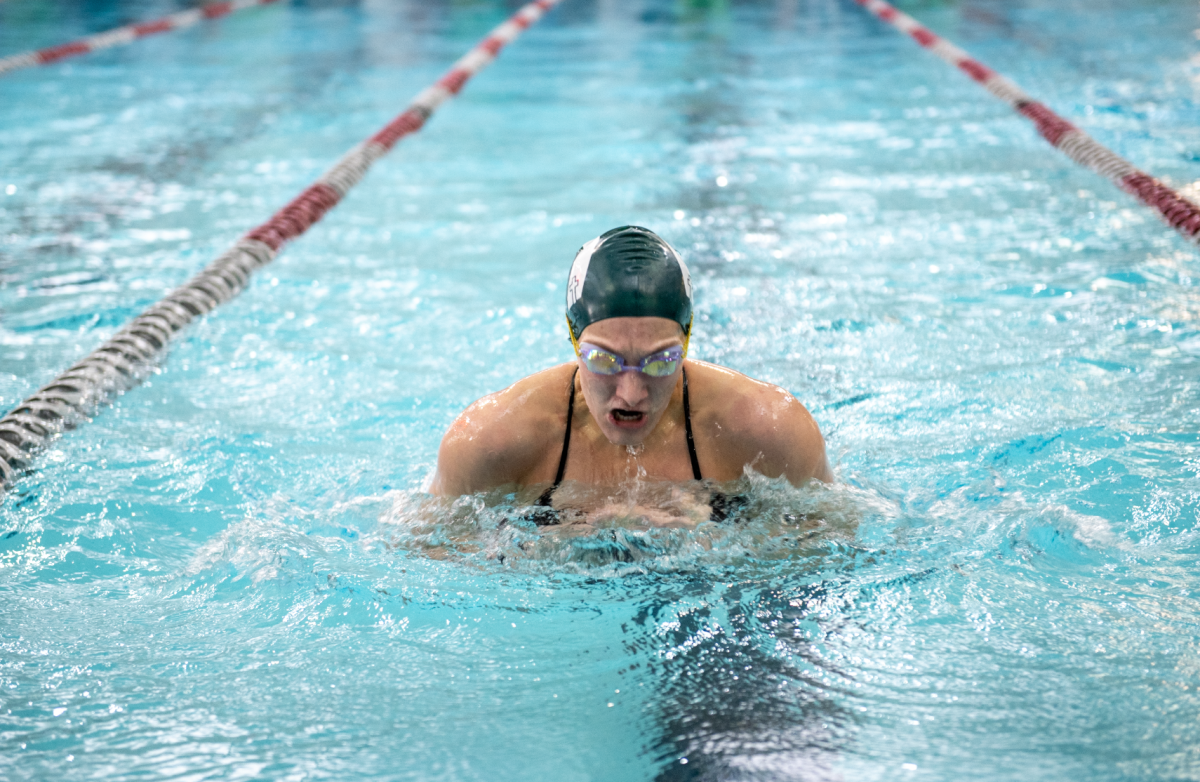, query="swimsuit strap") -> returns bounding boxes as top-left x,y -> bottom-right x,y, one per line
536,367 -> 577,507
683,367 -> 702,480
539,365 -> 699,507
554,367 -> 578,486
